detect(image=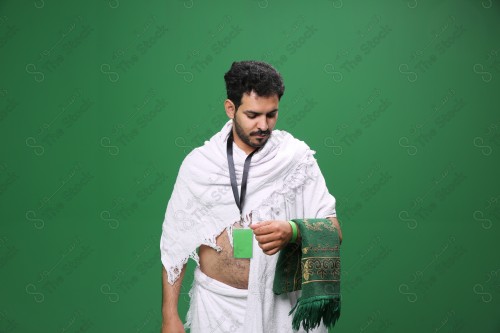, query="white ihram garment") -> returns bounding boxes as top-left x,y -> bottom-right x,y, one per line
159,120 -> 336,332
